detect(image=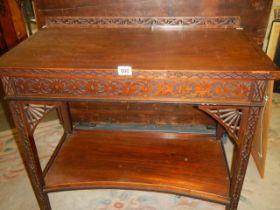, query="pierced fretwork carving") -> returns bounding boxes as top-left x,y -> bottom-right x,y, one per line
46,16 -> 241,29
1,77 -> 15,96
229,107 -> 261,210
251,80 -> 267,102
199,106 -> 242,142
1,69 -> 276,79
210,109 -> 242,136
24,104 -> 56,133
